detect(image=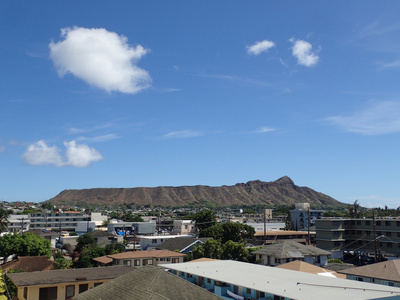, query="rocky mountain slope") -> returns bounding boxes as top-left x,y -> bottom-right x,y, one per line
47,176 -> 343,208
